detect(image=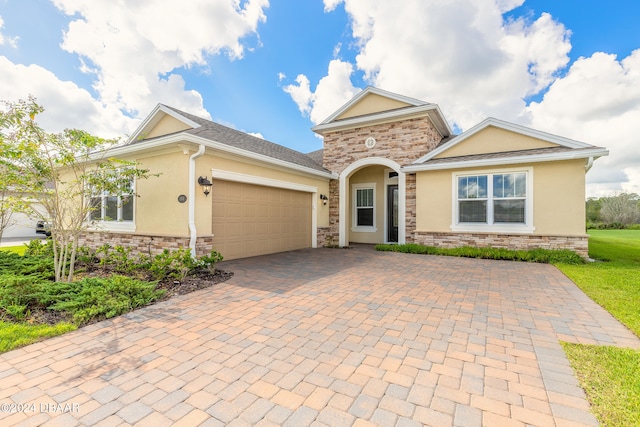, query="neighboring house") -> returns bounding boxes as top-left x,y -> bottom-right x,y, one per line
79,87 -> 607,259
